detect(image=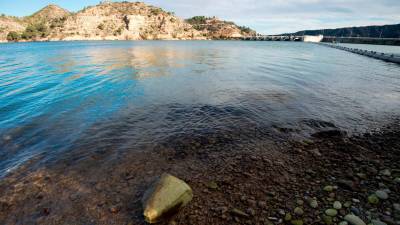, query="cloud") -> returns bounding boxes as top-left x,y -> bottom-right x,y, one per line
145,0 -> 400,34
